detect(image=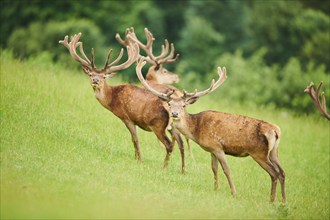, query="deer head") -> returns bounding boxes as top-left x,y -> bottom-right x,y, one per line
59,33 -> 139,91
136,58 -> 227,120
117,27 -> 180,84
